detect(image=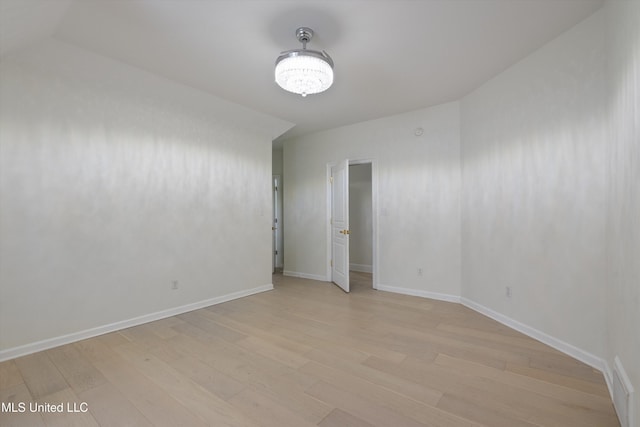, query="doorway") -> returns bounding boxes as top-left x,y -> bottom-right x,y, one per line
348,163 -> 373,292
272,175 -> 283,273
327,159 -> 377,292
